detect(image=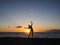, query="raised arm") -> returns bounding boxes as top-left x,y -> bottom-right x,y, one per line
31,21 -> 33,26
